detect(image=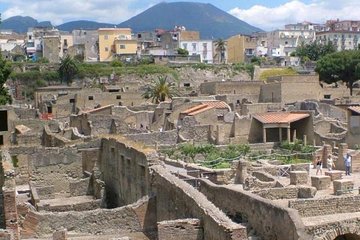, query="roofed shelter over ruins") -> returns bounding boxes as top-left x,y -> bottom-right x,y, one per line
252,112 -> 314,143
